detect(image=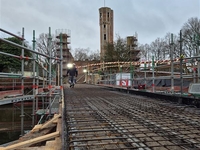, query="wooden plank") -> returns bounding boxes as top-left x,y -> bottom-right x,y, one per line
31,124 -> 43,133
1,131 -> 60,150
56,120 -> 62,132
10,147 -> 46,150
55,137 -> 62,150
55,117 -> 62,149
52,118 -> 59,124
44,139 -> 61,150
41,114 -> 61,130
45,141 -> 58,150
